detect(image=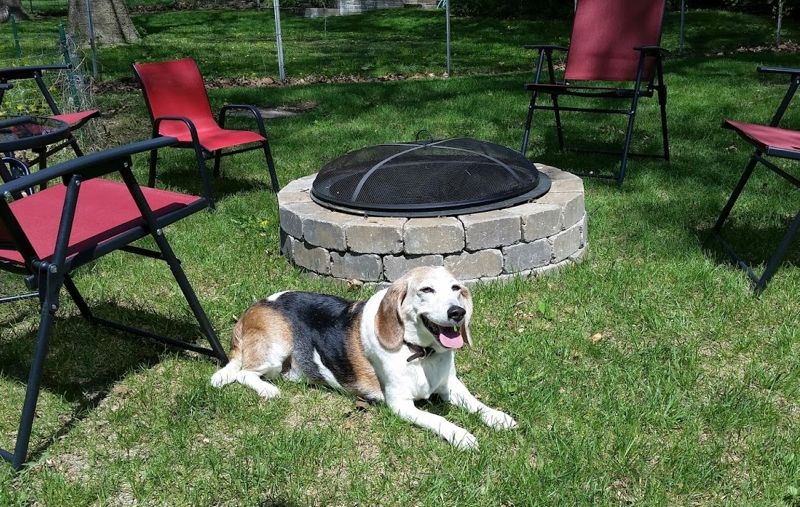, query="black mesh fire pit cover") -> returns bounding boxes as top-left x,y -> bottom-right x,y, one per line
310,138 -> 551,217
